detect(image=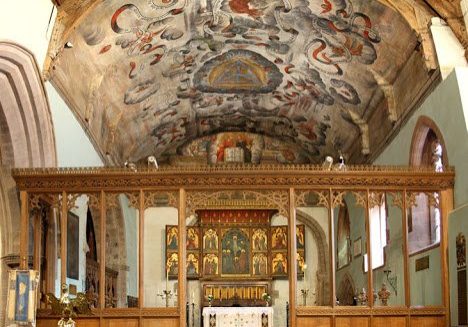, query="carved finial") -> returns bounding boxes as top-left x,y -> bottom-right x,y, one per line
124,160 -> 137,172
147,155 -> 159,169
322,156 -> 333,170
